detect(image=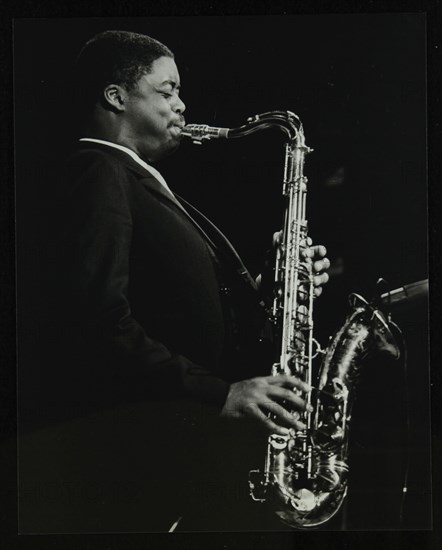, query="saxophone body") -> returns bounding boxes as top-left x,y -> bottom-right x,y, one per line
182,112 -> 400,529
